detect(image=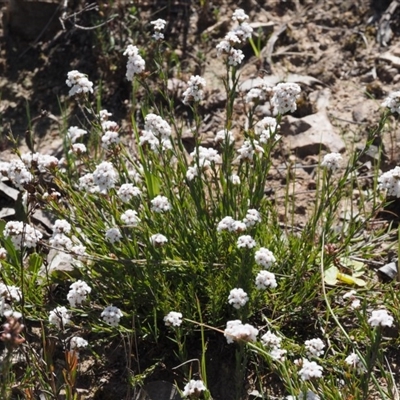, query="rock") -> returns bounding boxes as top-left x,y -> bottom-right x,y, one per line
0,208 -> 15,218
0,181 -> 19,201
282,112 -> 345,157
